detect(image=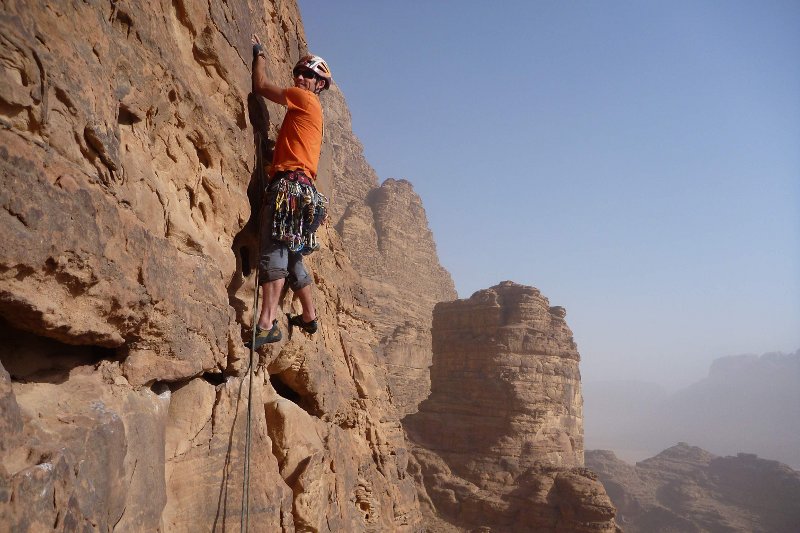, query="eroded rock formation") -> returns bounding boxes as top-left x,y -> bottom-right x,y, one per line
324,90 -> 457,416
587,443 -> 800,533
405,281 -> 618,532
0,1 -> 421,530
